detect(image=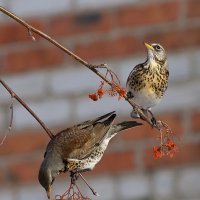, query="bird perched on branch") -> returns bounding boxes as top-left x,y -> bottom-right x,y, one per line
126,43 -> 169,123
38,111 -> 141,199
